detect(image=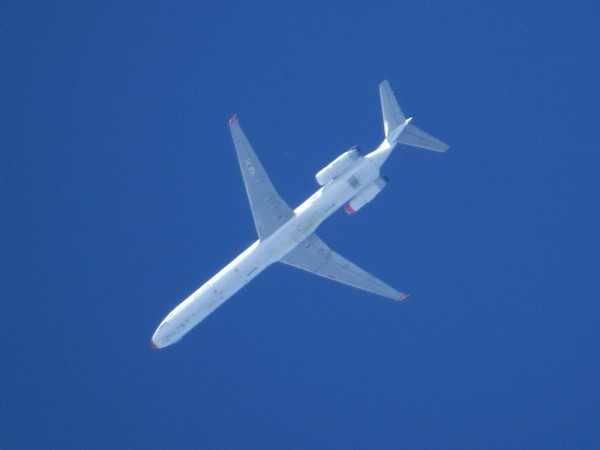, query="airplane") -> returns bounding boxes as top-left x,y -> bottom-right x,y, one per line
151,80 -> 448,349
